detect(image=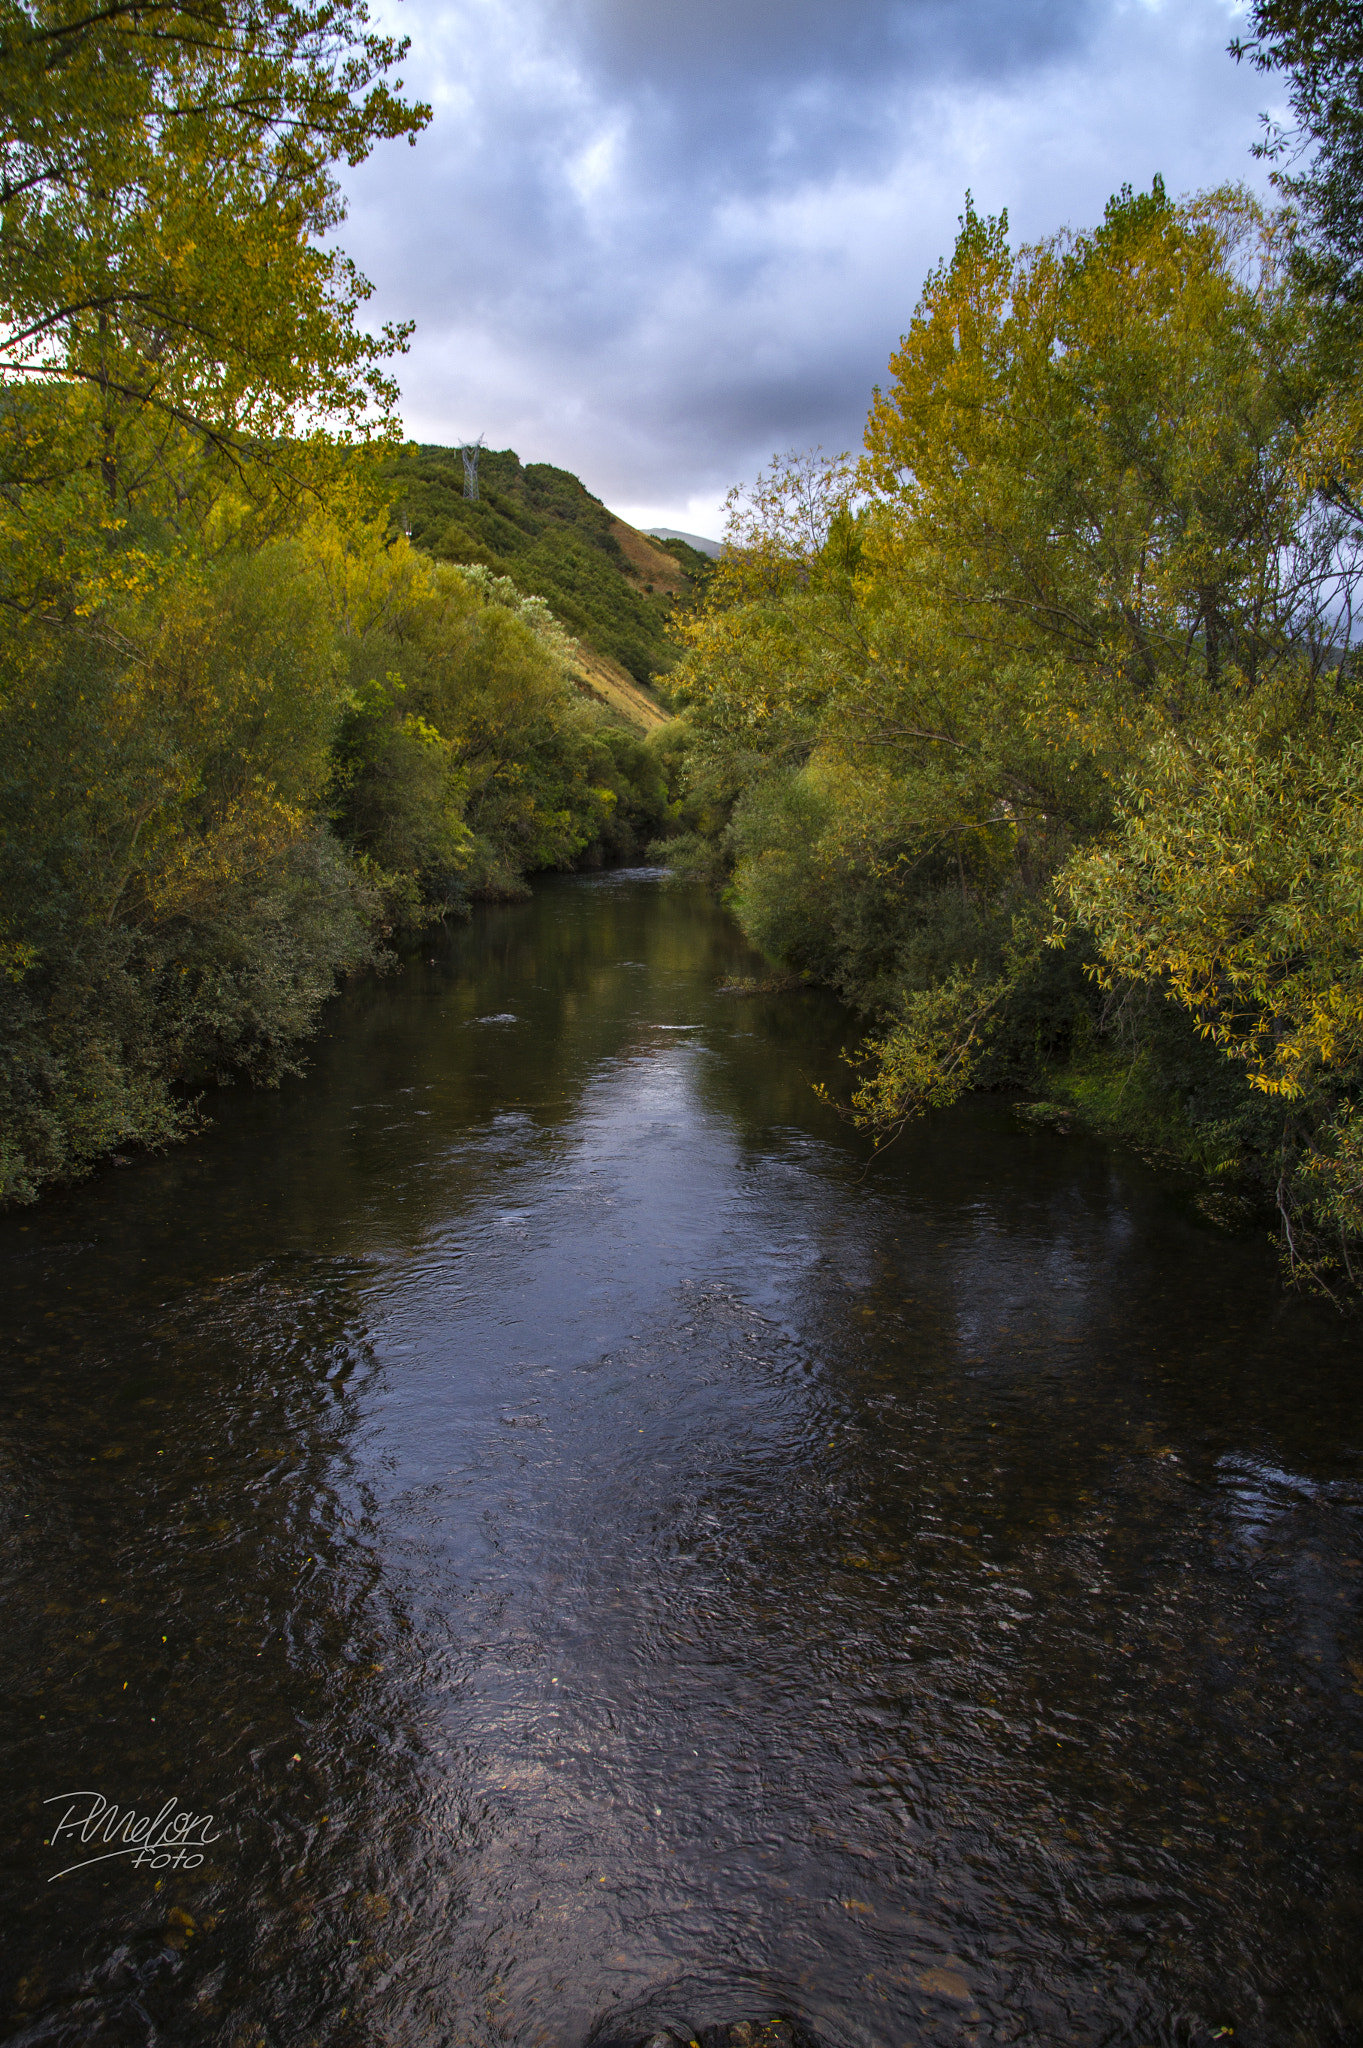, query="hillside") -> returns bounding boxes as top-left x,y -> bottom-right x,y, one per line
386,445 -> 713,719
646,526 -> 723,559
